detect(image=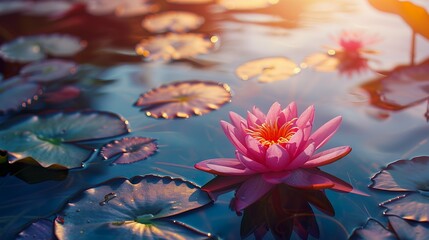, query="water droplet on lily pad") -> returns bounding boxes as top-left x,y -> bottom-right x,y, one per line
55,175 -> 213,239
